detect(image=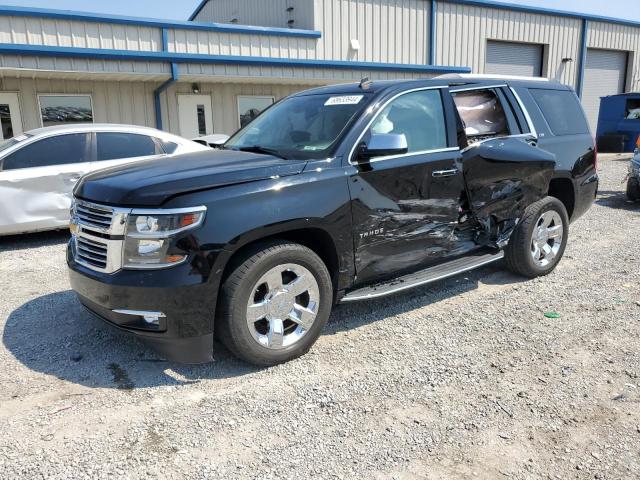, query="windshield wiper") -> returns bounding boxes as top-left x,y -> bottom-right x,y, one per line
236,145 -> 289,160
